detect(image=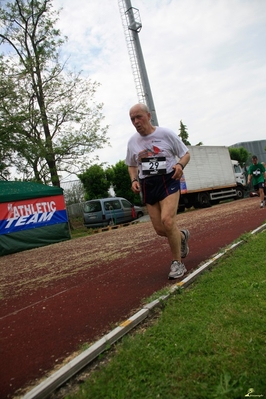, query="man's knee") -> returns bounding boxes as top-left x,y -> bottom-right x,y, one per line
152,217 -> 170,236
161,214 -> 175,232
